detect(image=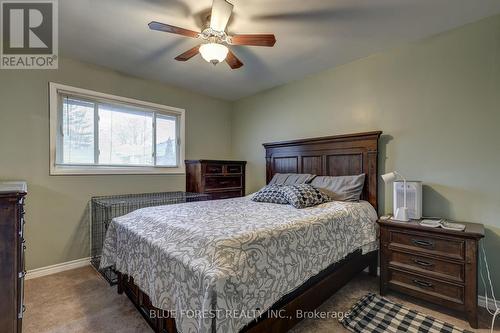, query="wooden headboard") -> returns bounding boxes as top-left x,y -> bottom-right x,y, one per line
263,131 -> 382,210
